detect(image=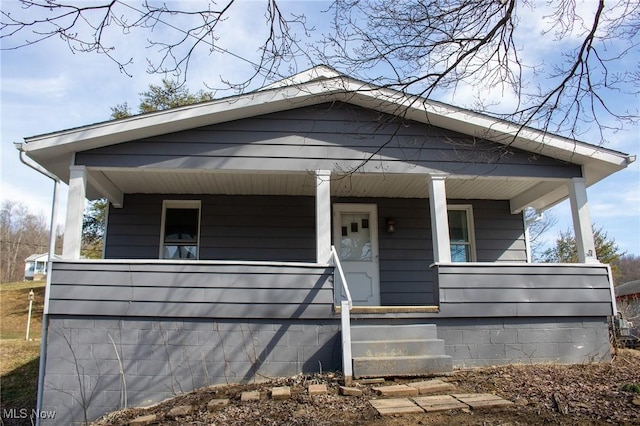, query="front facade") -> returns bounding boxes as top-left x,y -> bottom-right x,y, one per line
20,67 -> 633,424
